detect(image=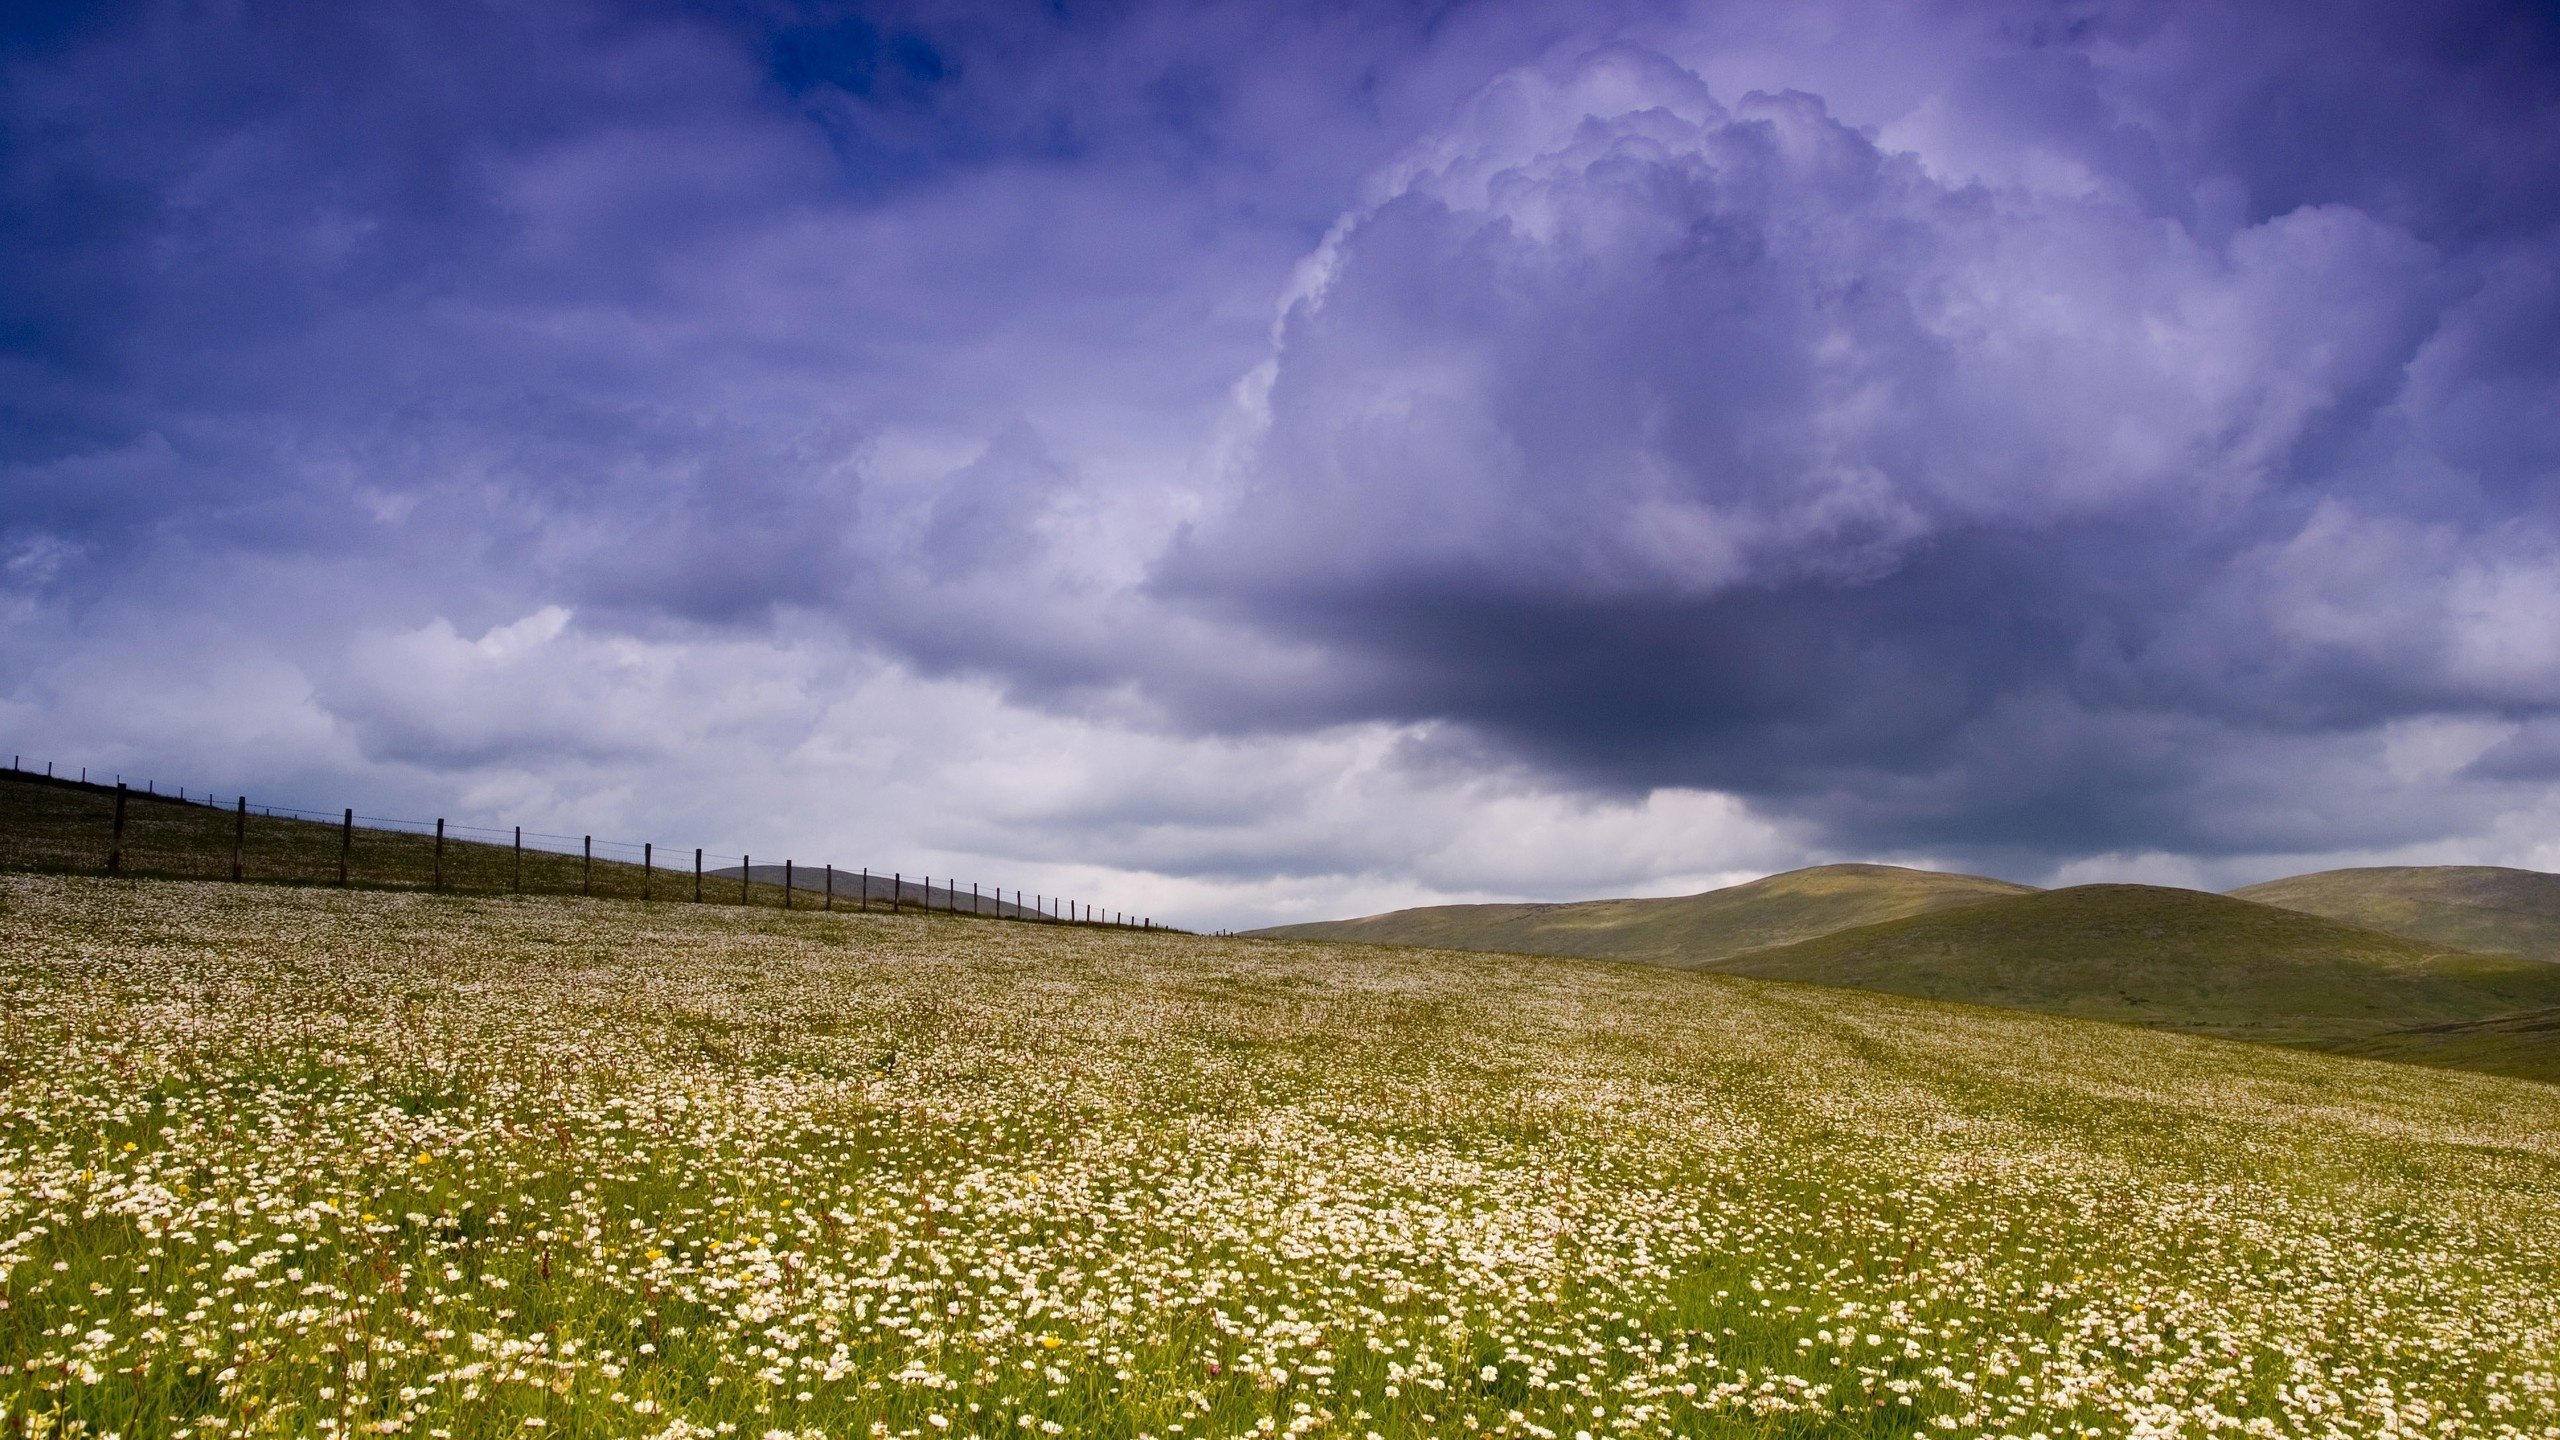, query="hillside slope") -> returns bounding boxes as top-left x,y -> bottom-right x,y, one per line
2231,865 -> 2560,961
1713,884 -> 2560,1057
1249,863 -> 2034,965
5,872 -> 2558,1436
